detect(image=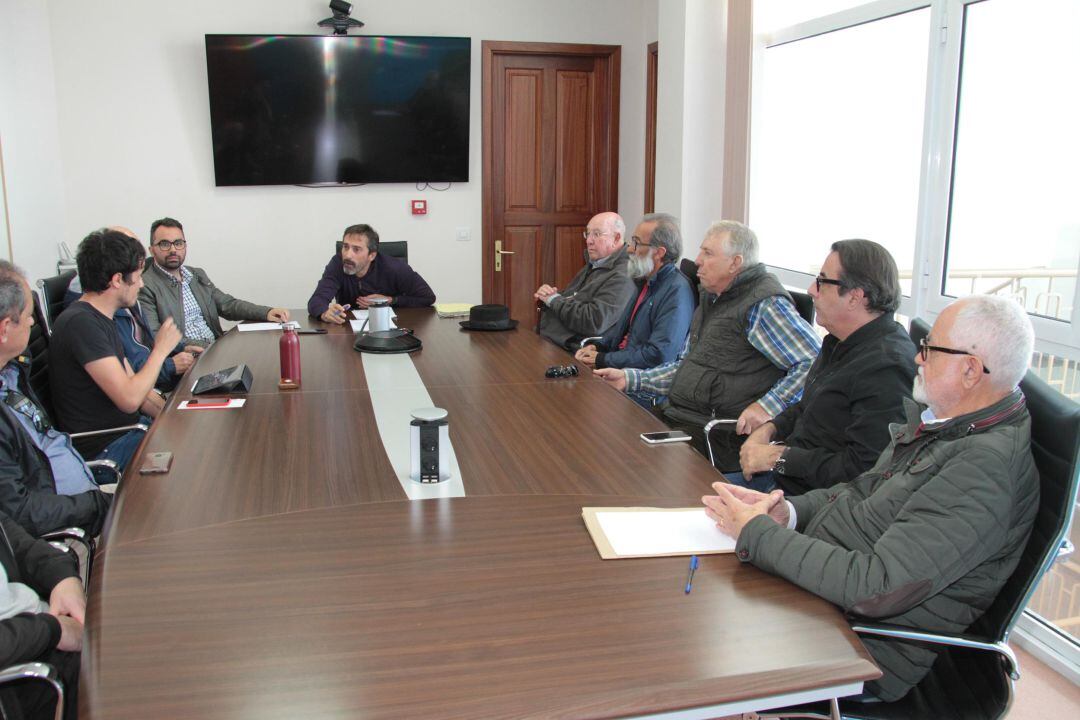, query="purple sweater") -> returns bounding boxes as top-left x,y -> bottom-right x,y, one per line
307,253 -> 436,316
